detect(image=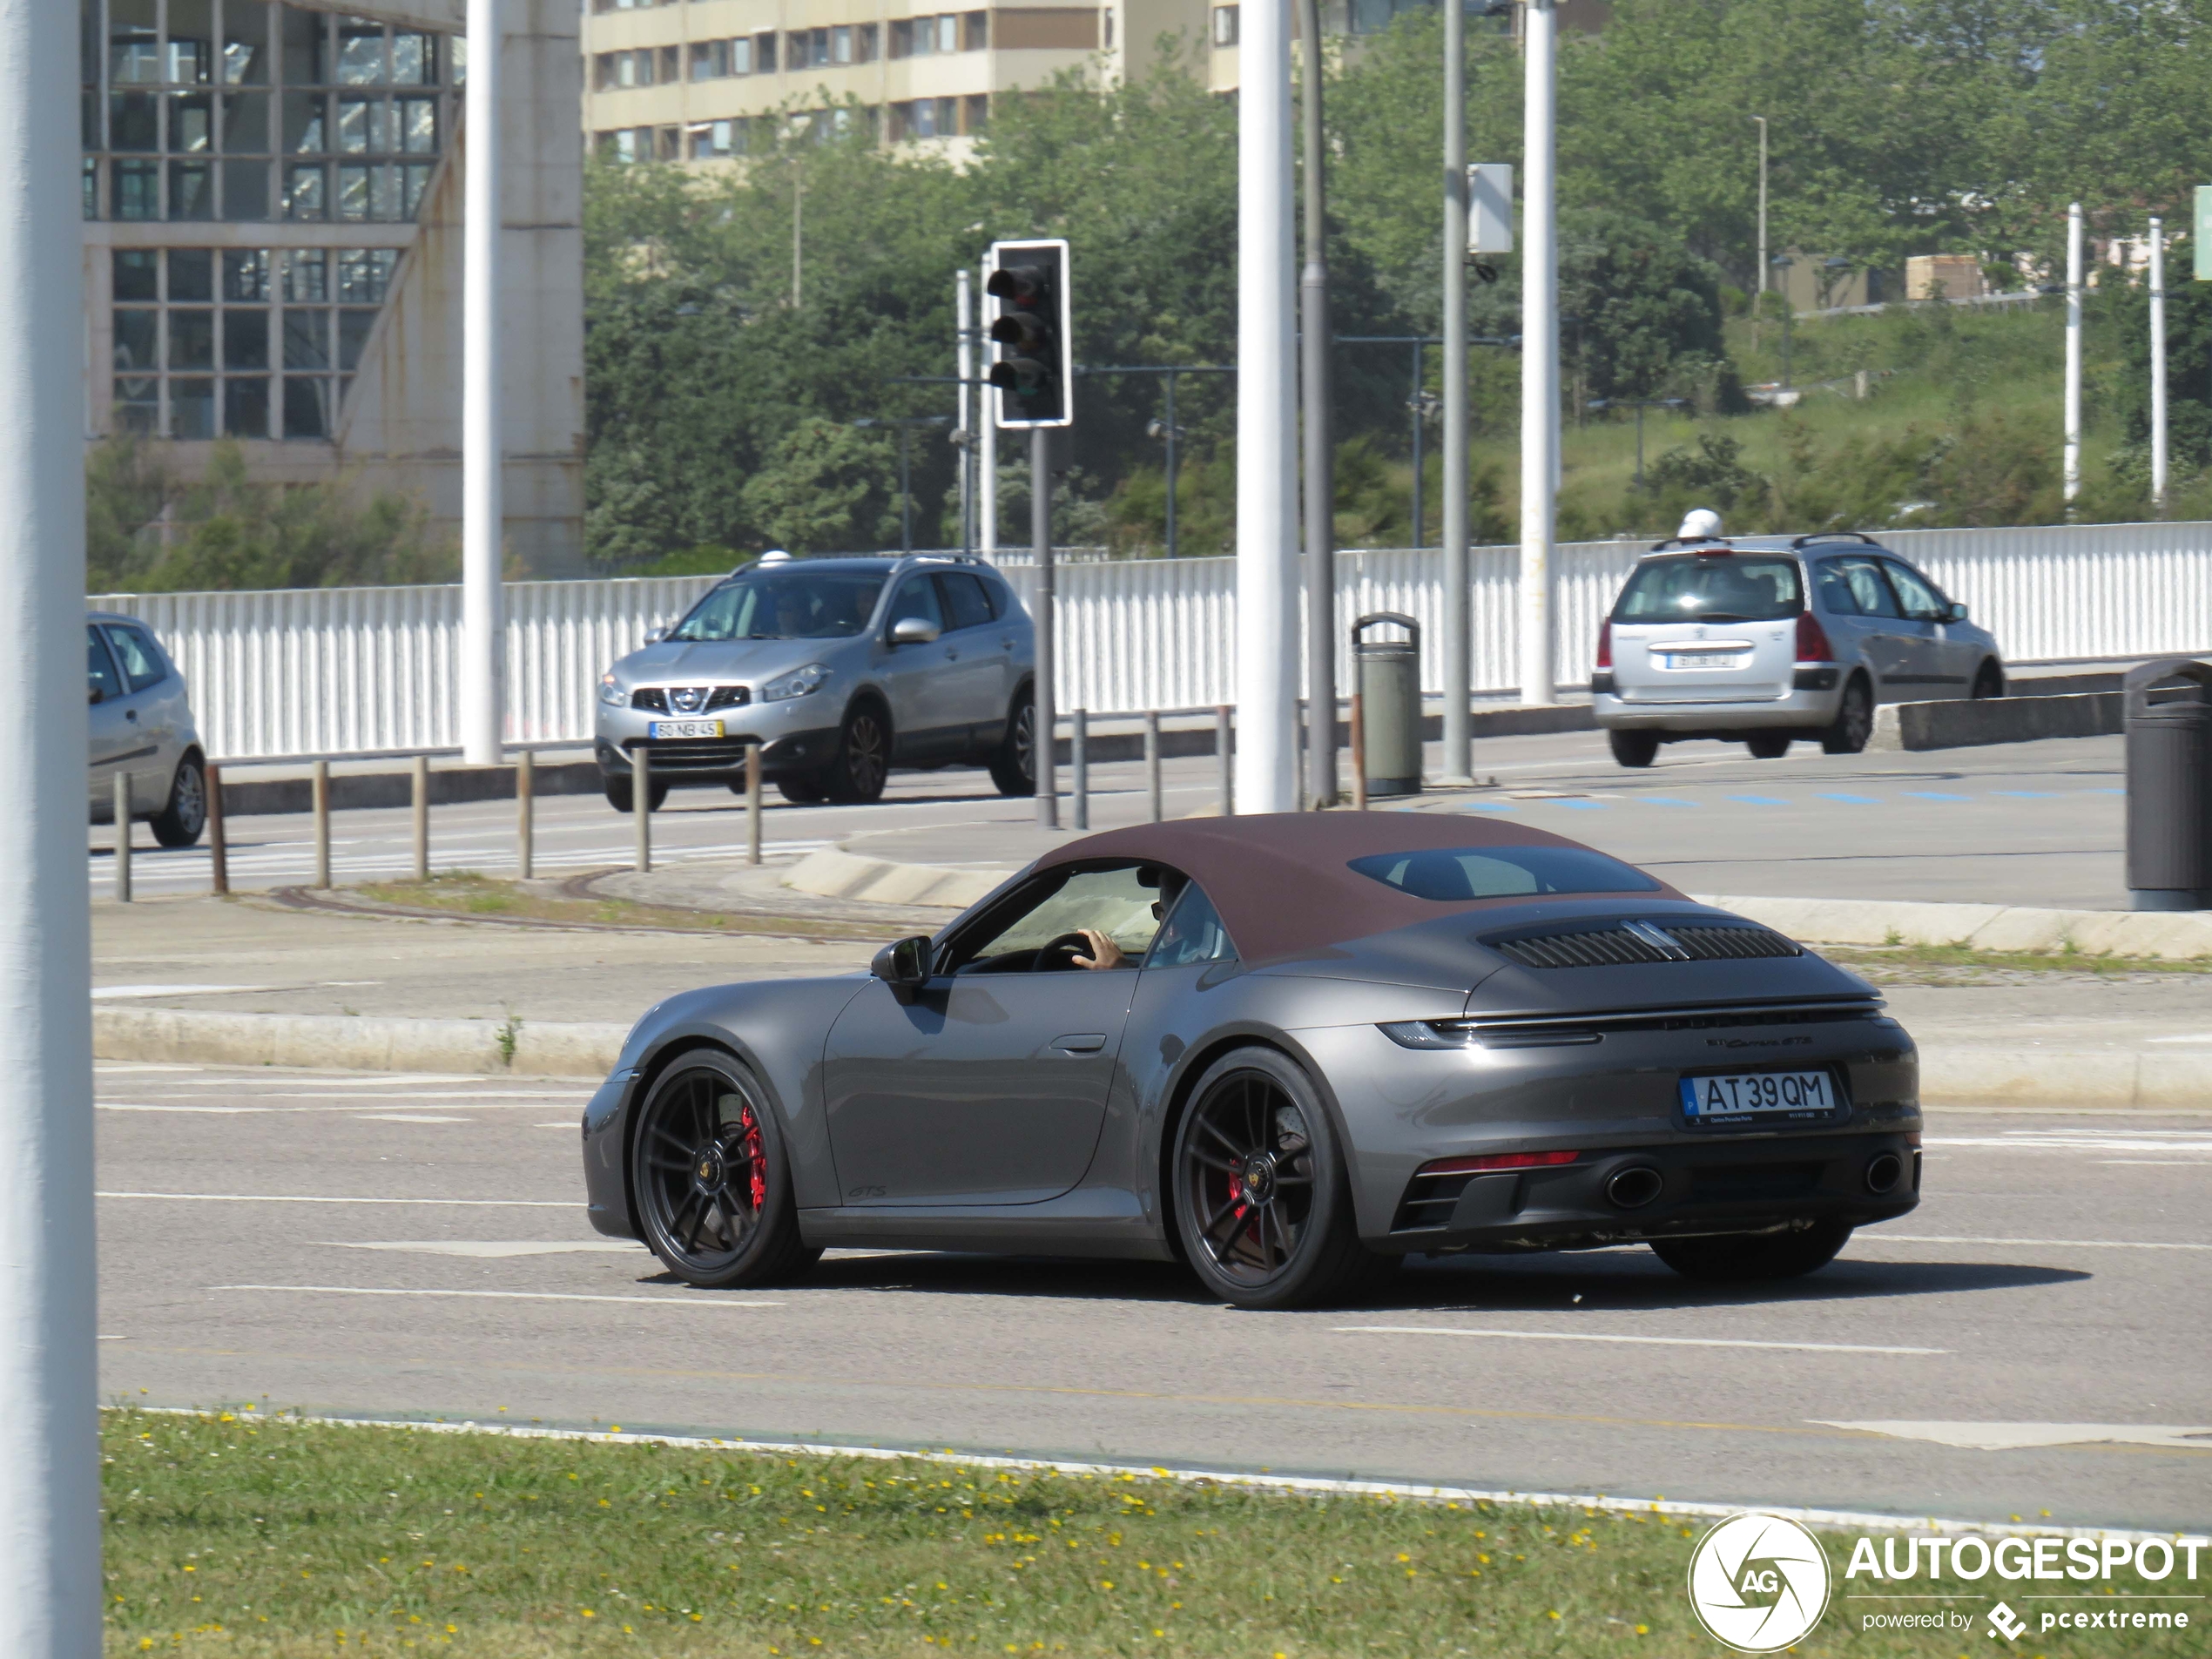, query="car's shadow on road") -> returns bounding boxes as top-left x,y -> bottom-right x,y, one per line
640,1248 -> 2089,1311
